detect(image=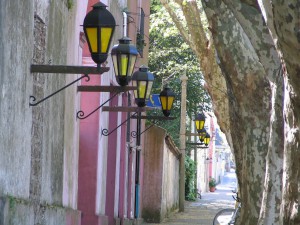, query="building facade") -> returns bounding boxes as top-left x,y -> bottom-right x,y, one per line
78,1 -> 151,225
0,0 -> 150,225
